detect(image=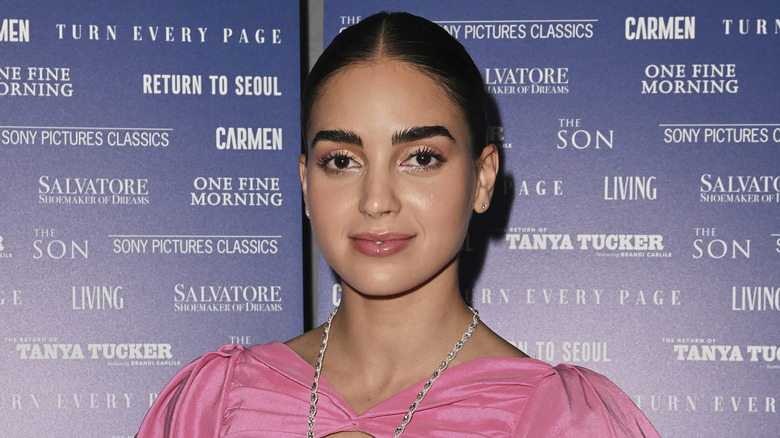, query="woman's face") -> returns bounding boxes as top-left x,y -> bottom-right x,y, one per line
301,60 -> 492,297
